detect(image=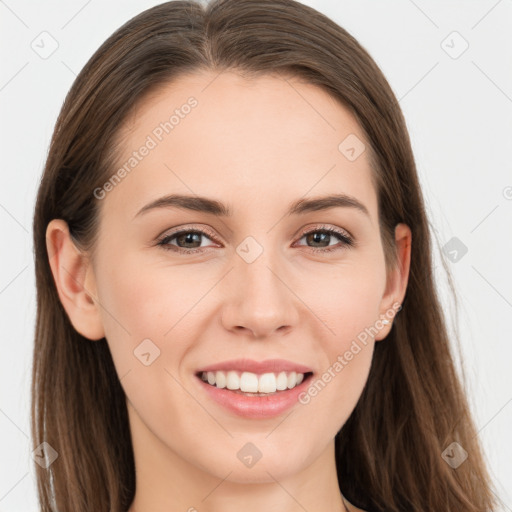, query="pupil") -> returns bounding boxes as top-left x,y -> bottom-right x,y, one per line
179,232 -> 200,247
308,232 -> 328,247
